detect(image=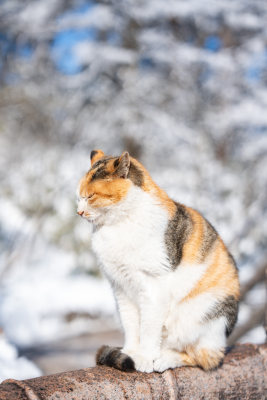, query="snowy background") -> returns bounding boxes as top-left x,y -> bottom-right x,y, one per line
0,0 -> 266,382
